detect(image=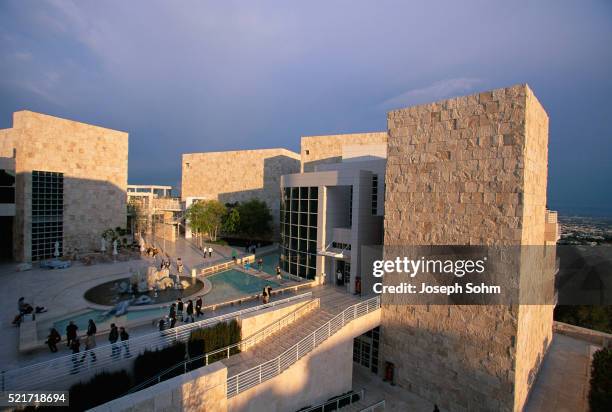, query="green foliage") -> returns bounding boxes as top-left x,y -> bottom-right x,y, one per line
222,208 -> 241,234
236,198 -> 272,240
554,305 -> 612,334
133,341 -> 186,385
68,370 -> 131,411
186,200 -> 227,241
590,347 -> 612,411
187,319 -> 241,368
